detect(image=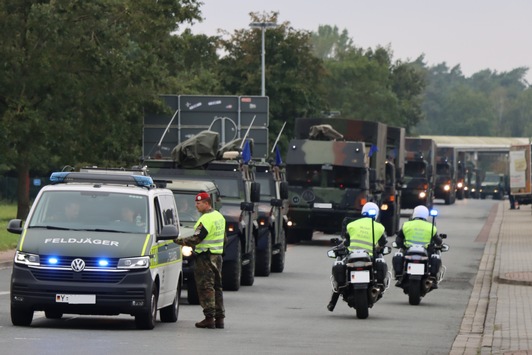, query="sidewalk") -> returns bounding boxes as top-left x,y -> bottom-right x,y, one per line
451,202 -> 532,355
1,204 -> 531,353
